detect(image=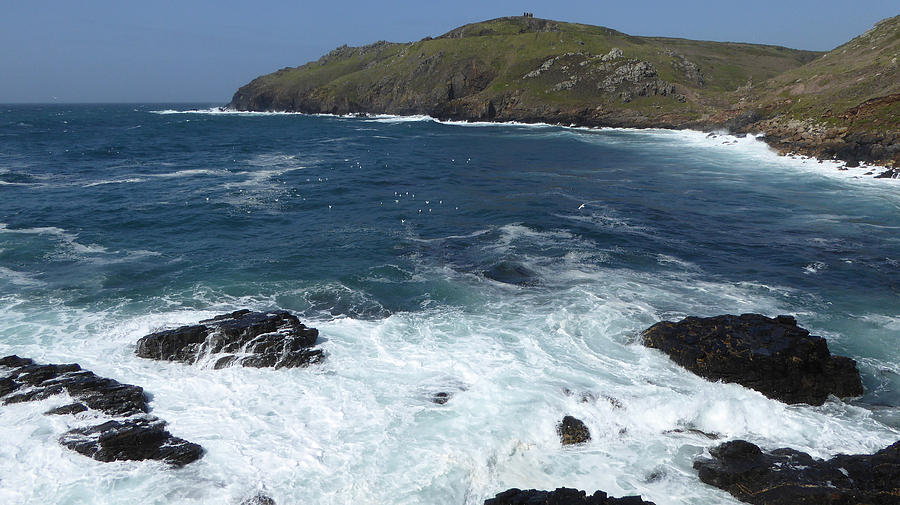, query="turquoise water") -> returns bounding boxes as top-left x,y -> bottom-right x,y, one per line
0,104 -> 898,504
